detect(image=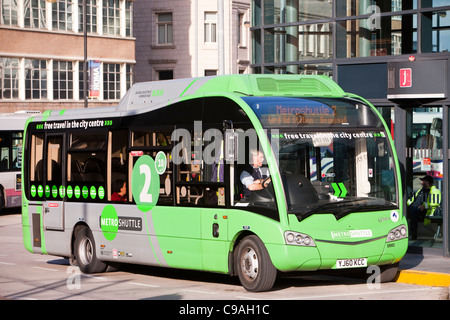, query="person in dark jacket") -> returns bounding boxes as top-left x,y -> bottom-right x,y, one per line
240,149 -> 270,197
